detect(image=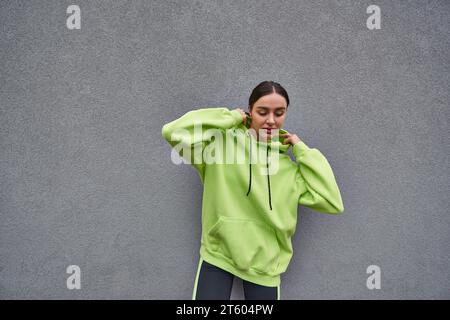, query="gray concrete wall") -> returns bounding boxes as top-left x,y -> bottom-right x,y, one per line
0,0 -> 449,299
